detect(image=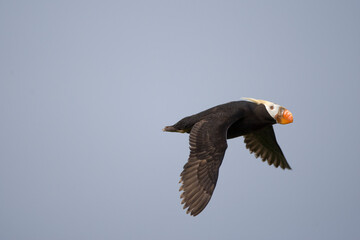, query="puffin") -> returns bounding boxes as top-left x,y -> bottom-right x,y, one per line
163,98 -> 294,216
